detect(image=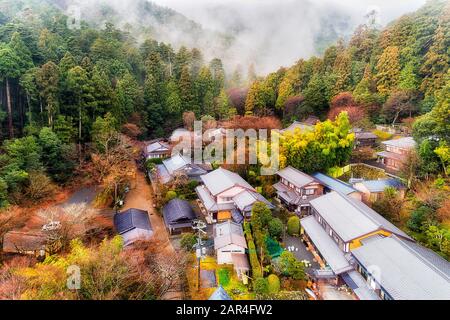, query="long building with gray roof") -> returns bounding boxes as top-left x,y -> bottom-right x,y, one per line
351,235 -> 450,300
300,191 -> 450,300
